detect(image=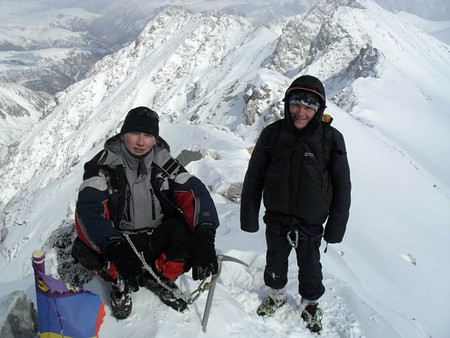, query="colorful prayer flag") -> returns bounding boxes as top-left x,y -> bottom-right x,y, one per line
32,250 -> 105,338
